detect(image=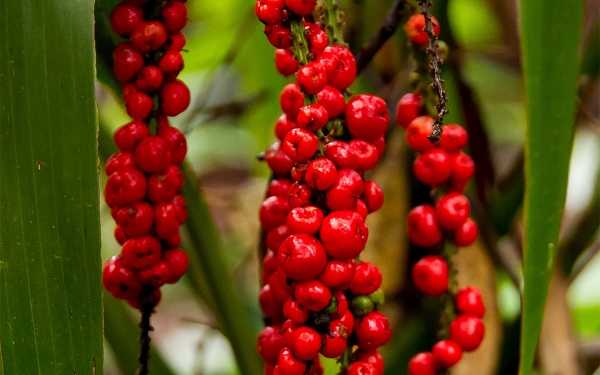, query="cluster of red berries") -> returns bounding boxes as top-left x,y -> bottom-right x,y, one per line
255,2 -> 391,375
396,14 -> 485,375
102,0 -> 191,309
